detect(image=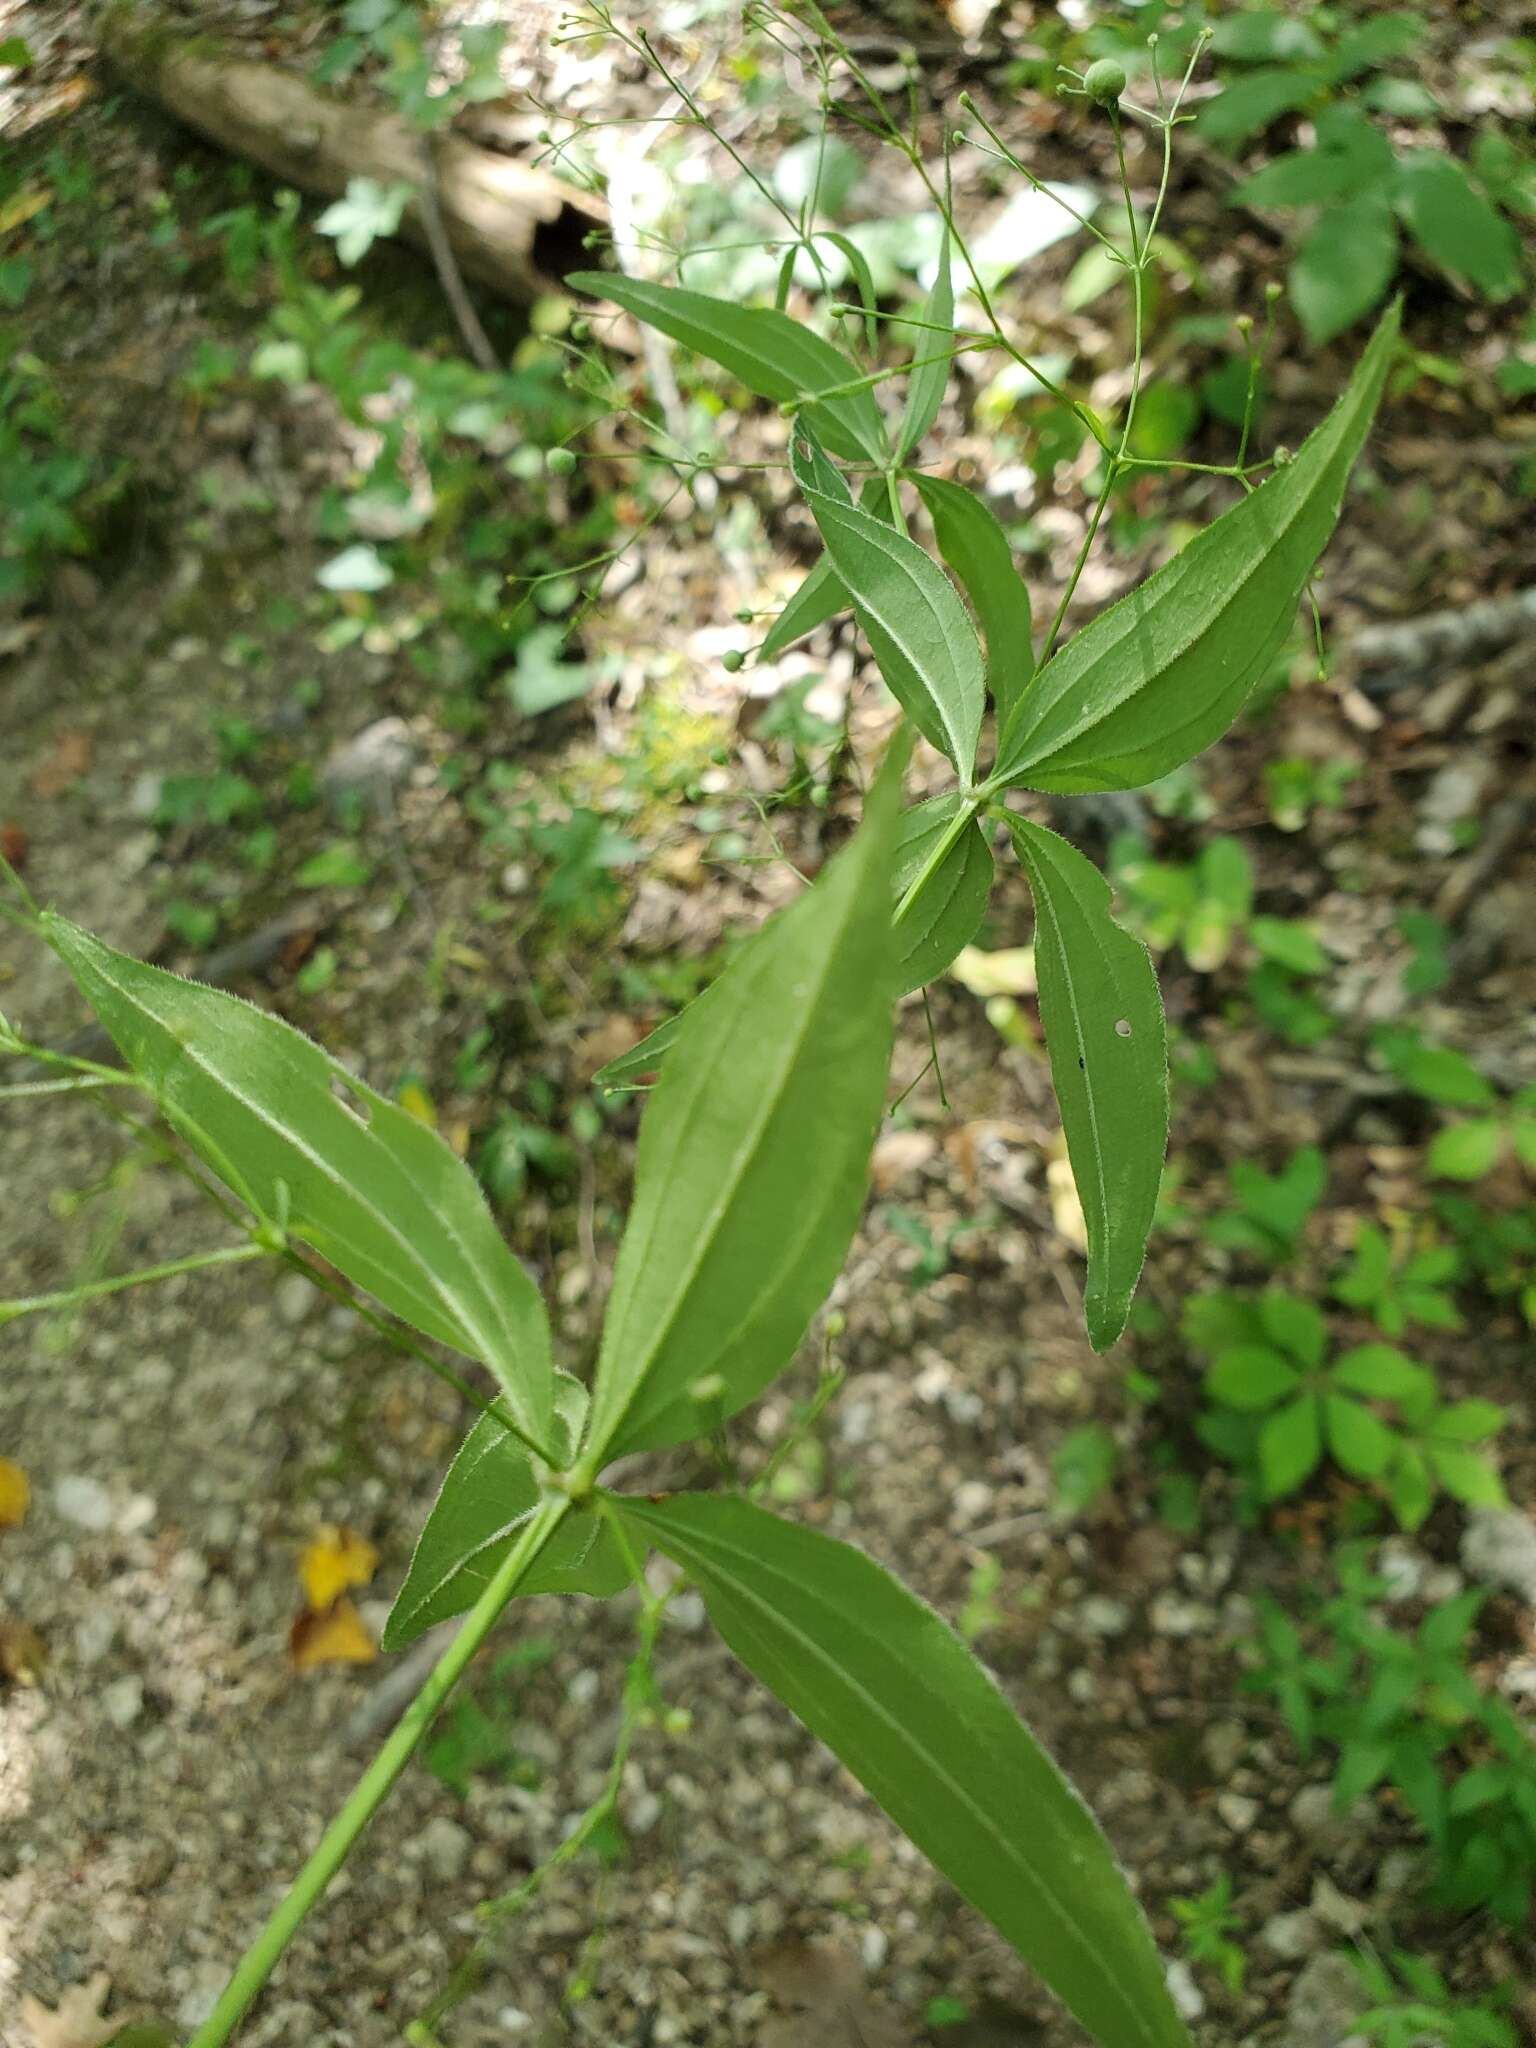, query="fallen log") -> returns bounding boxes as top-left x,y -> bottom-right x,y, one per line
100,8 -> 607,302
